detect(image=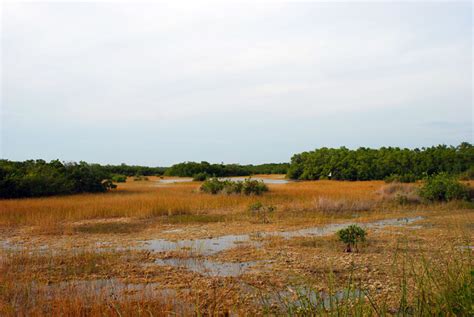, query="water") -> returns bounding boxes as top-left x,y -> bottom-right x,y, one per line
140,234 -> 252,256
143,216 -> 424,276
219,177 -> 290,184
155,258 -> 258,277
156,178 -> 193,184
